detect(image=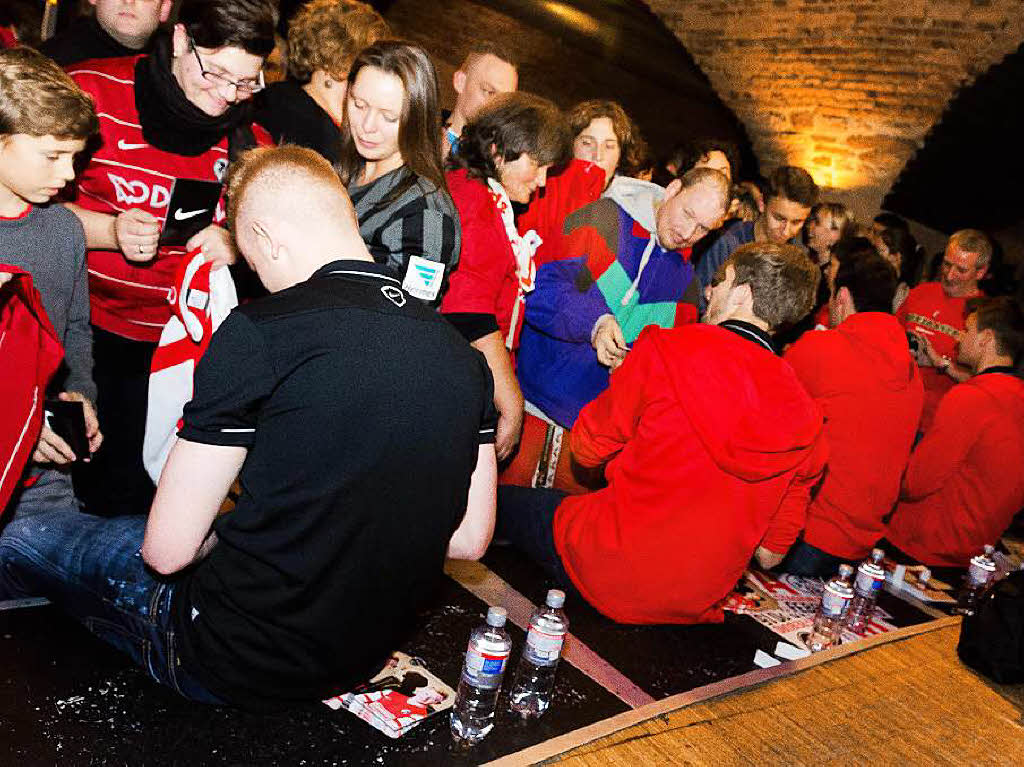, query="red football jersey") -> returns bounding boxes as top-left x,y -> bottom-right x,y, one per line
68,56 -> 272,342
